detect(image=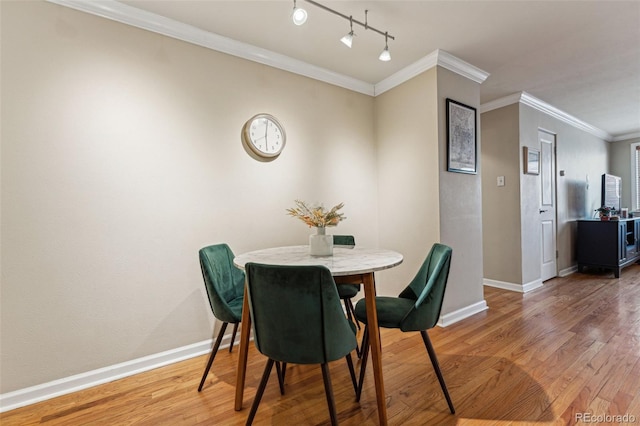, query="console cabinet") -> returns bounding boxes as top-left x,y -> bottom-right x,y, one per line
577,218 -> 640,278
